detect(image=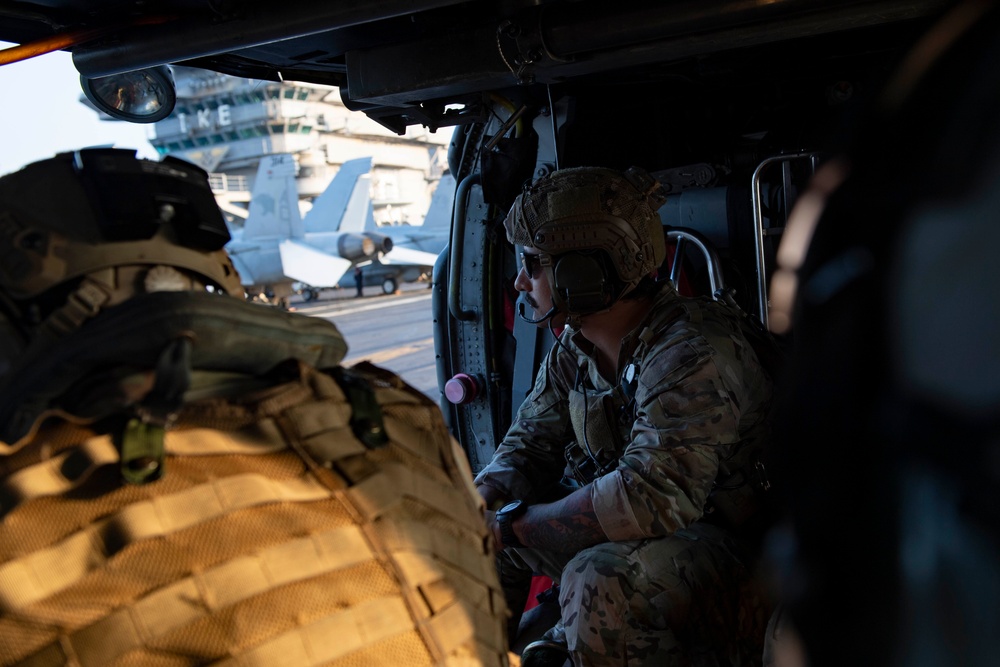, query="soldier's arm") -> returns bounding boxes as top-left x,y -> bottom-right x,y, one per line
491,396 -> 727,552
487,359 -> 738,550
488,484 -> 608,552
474,342 -> 577,502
